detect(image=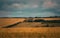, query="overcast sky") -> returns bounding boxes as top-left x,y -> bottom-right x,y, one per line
0,0 -> 60,17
